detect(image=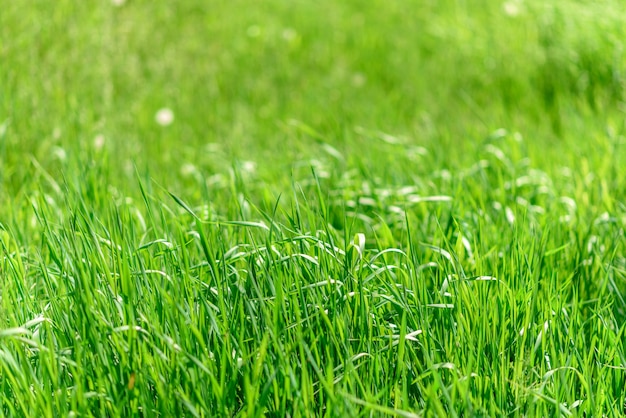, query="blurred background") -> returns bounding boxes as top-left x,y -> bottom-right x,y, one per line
1,0 -> 625,200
